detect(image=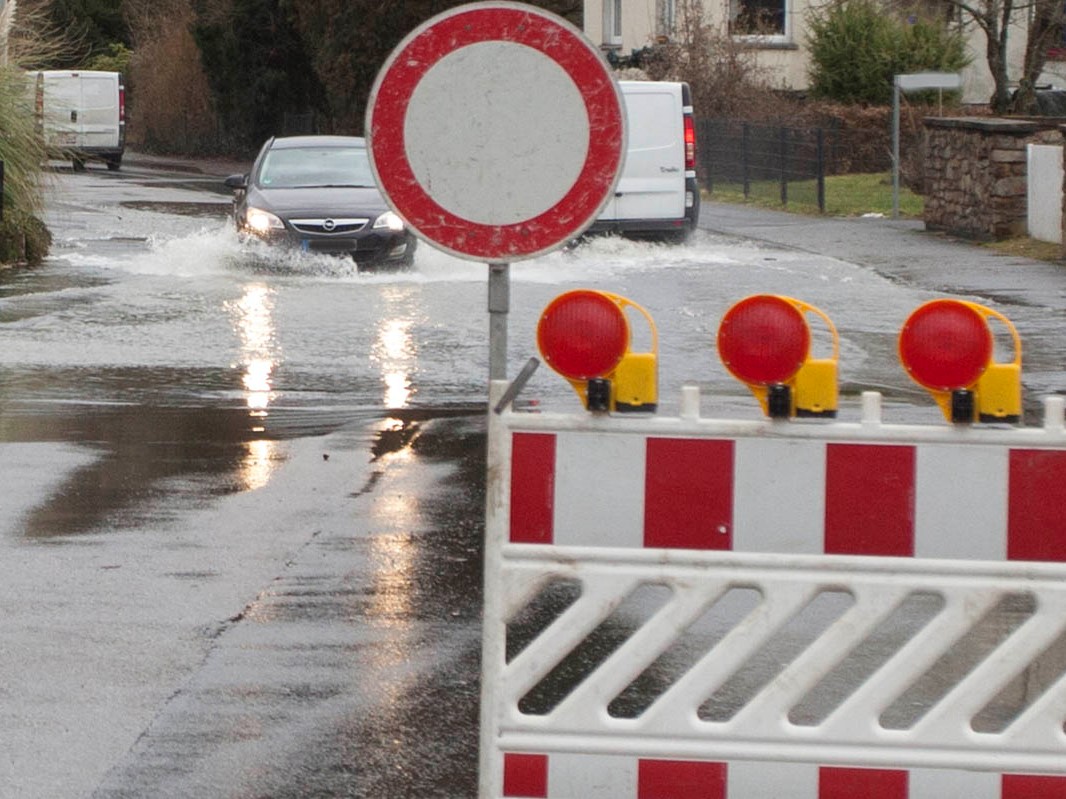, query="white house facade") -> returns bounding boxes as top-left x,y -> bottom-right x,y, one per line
582,0 -> 1056,107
